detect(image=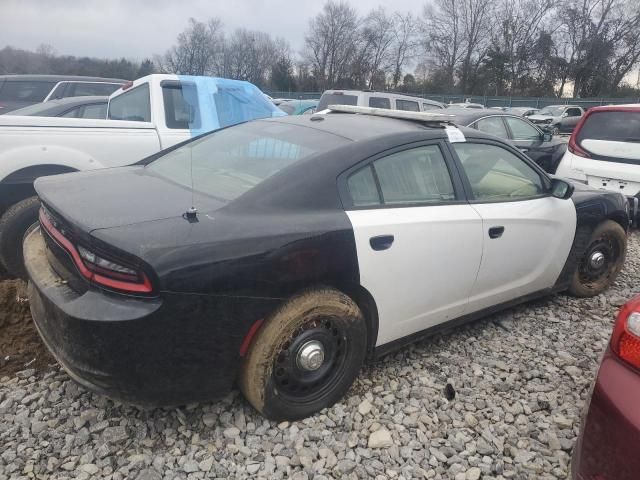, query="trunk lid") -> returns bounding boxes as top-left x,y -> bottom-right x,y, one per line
35,166 -> 226,232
